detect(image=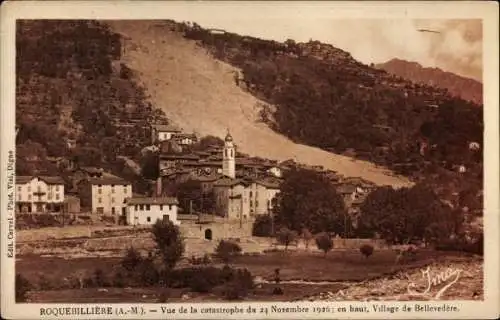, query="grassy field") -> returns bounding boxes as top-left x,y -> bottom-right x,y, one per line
28,283 -> 347,303
17,248 -> 470,302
